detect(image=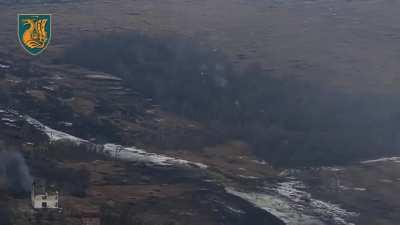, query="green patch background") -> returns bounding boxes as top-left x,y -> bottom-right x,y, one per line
18,14 -> 51,55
